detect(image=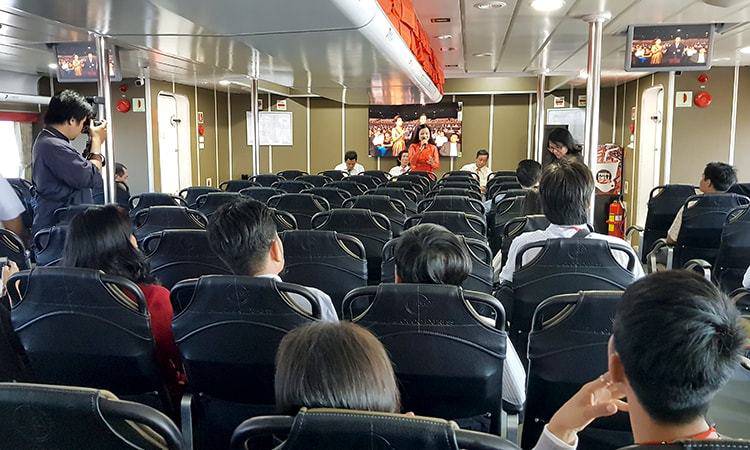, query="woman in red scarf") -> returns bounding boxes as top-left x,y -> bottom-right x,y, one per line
407,124 -> 440,173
